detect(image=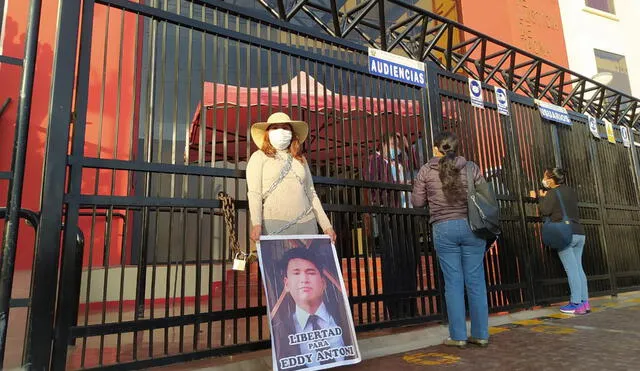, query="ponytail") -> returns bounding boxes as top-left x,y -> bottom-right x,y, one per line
435,132 -> 465,202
